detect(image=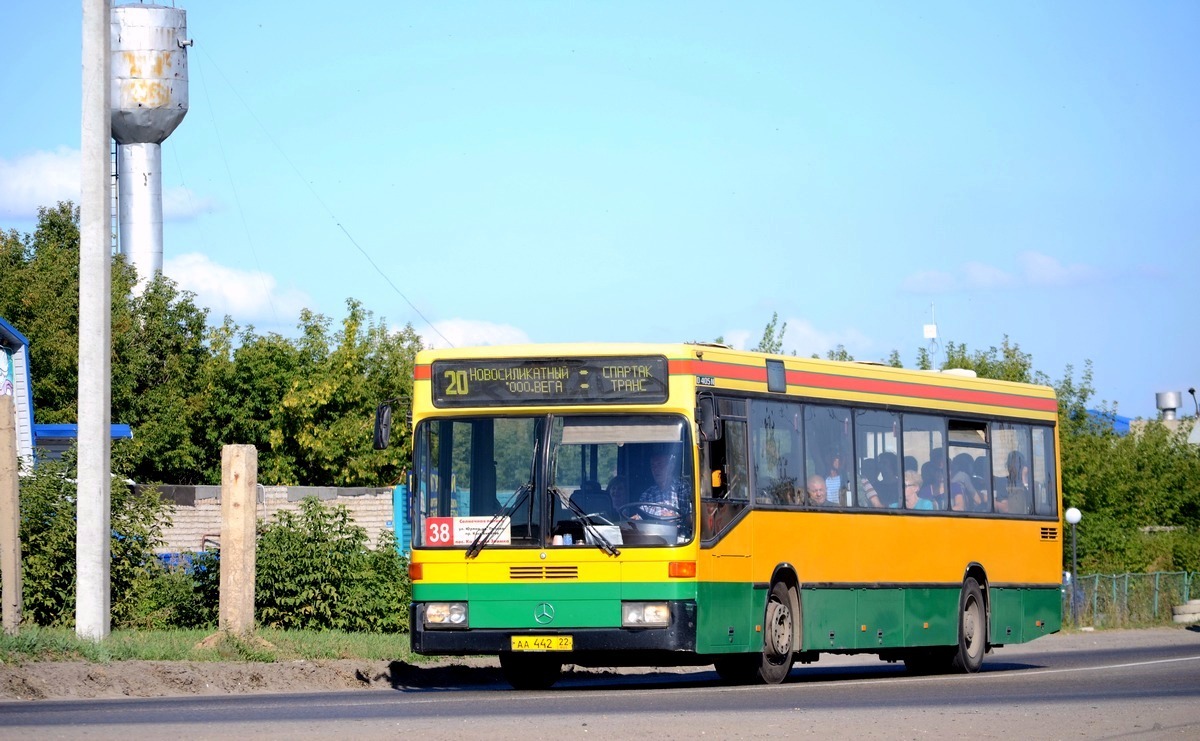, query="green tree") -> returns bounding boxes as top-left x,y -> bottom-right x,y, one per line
823,345 -> 854,362
266,299 -> 419,486
112,275 -> 211,483
940,336 -> 1043,384
754,312 -> 787,354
